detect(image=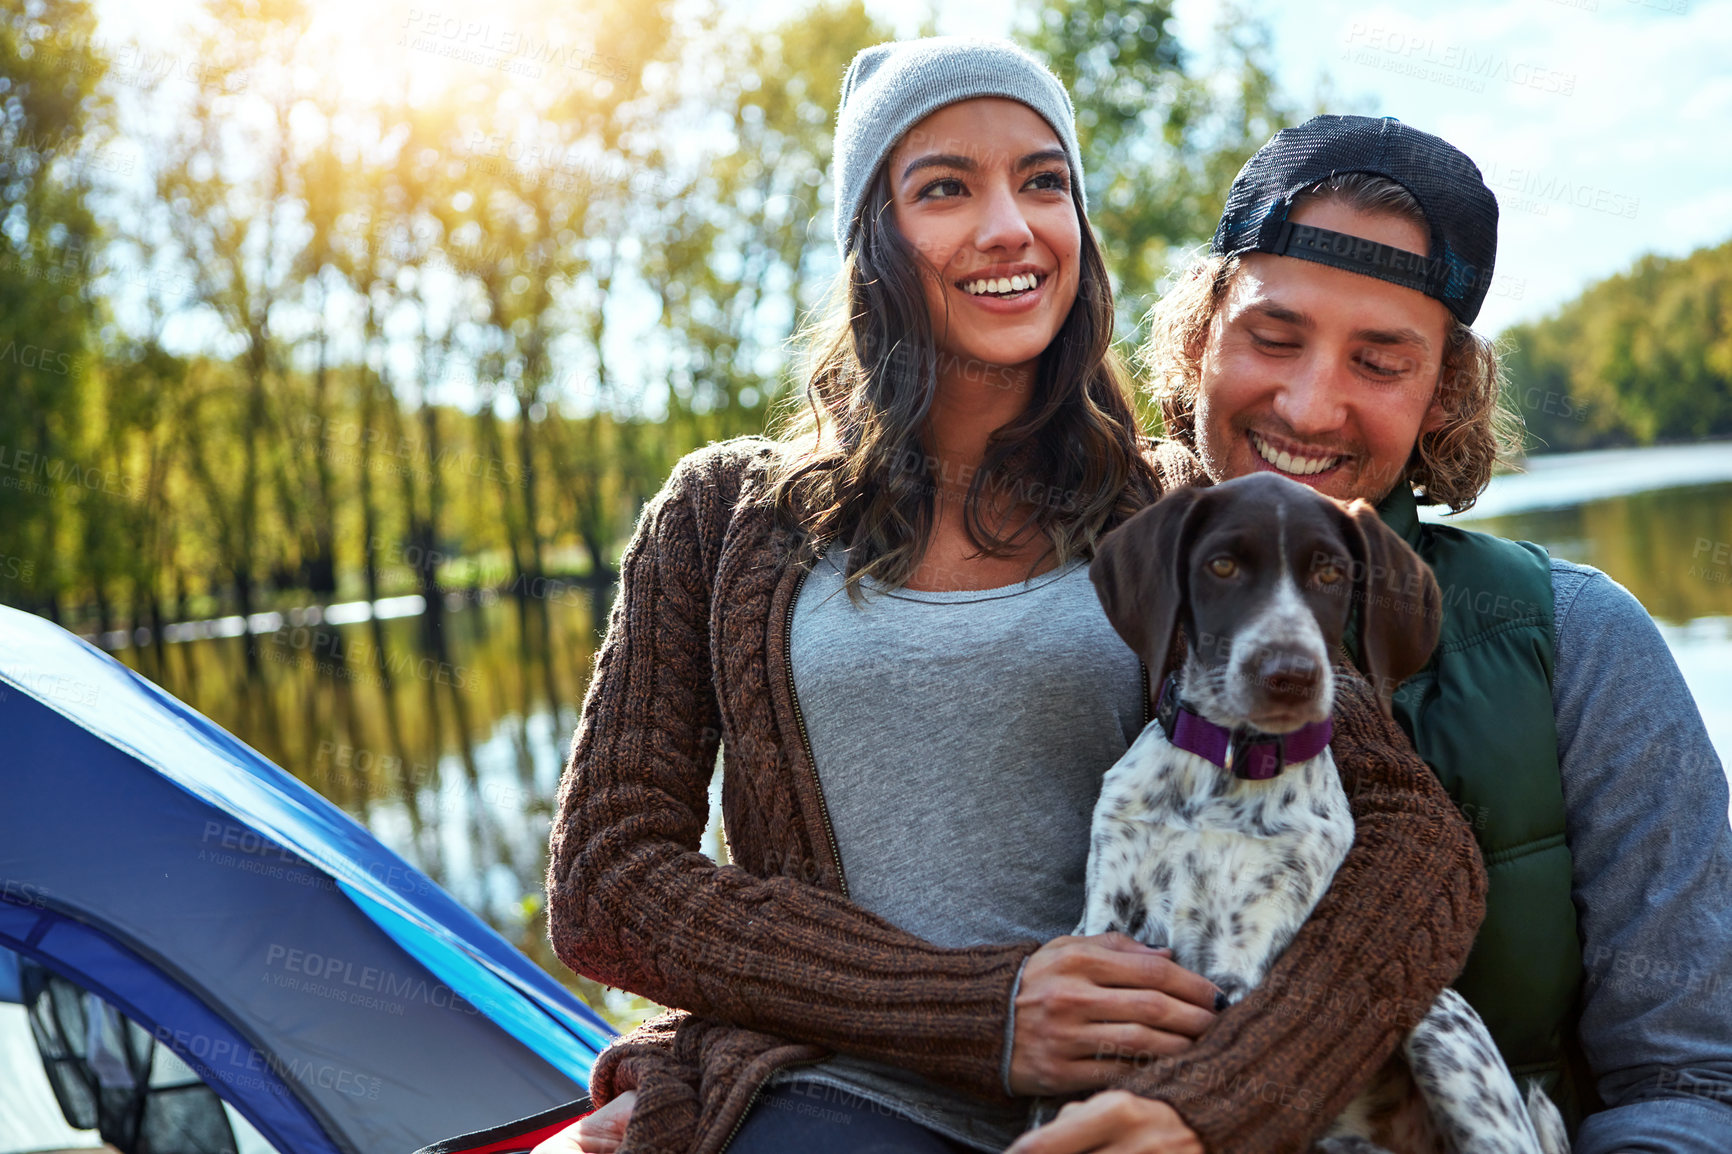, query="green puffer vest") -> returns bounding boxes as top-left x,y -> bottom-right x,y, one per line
1360,485 -> 1600,1133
